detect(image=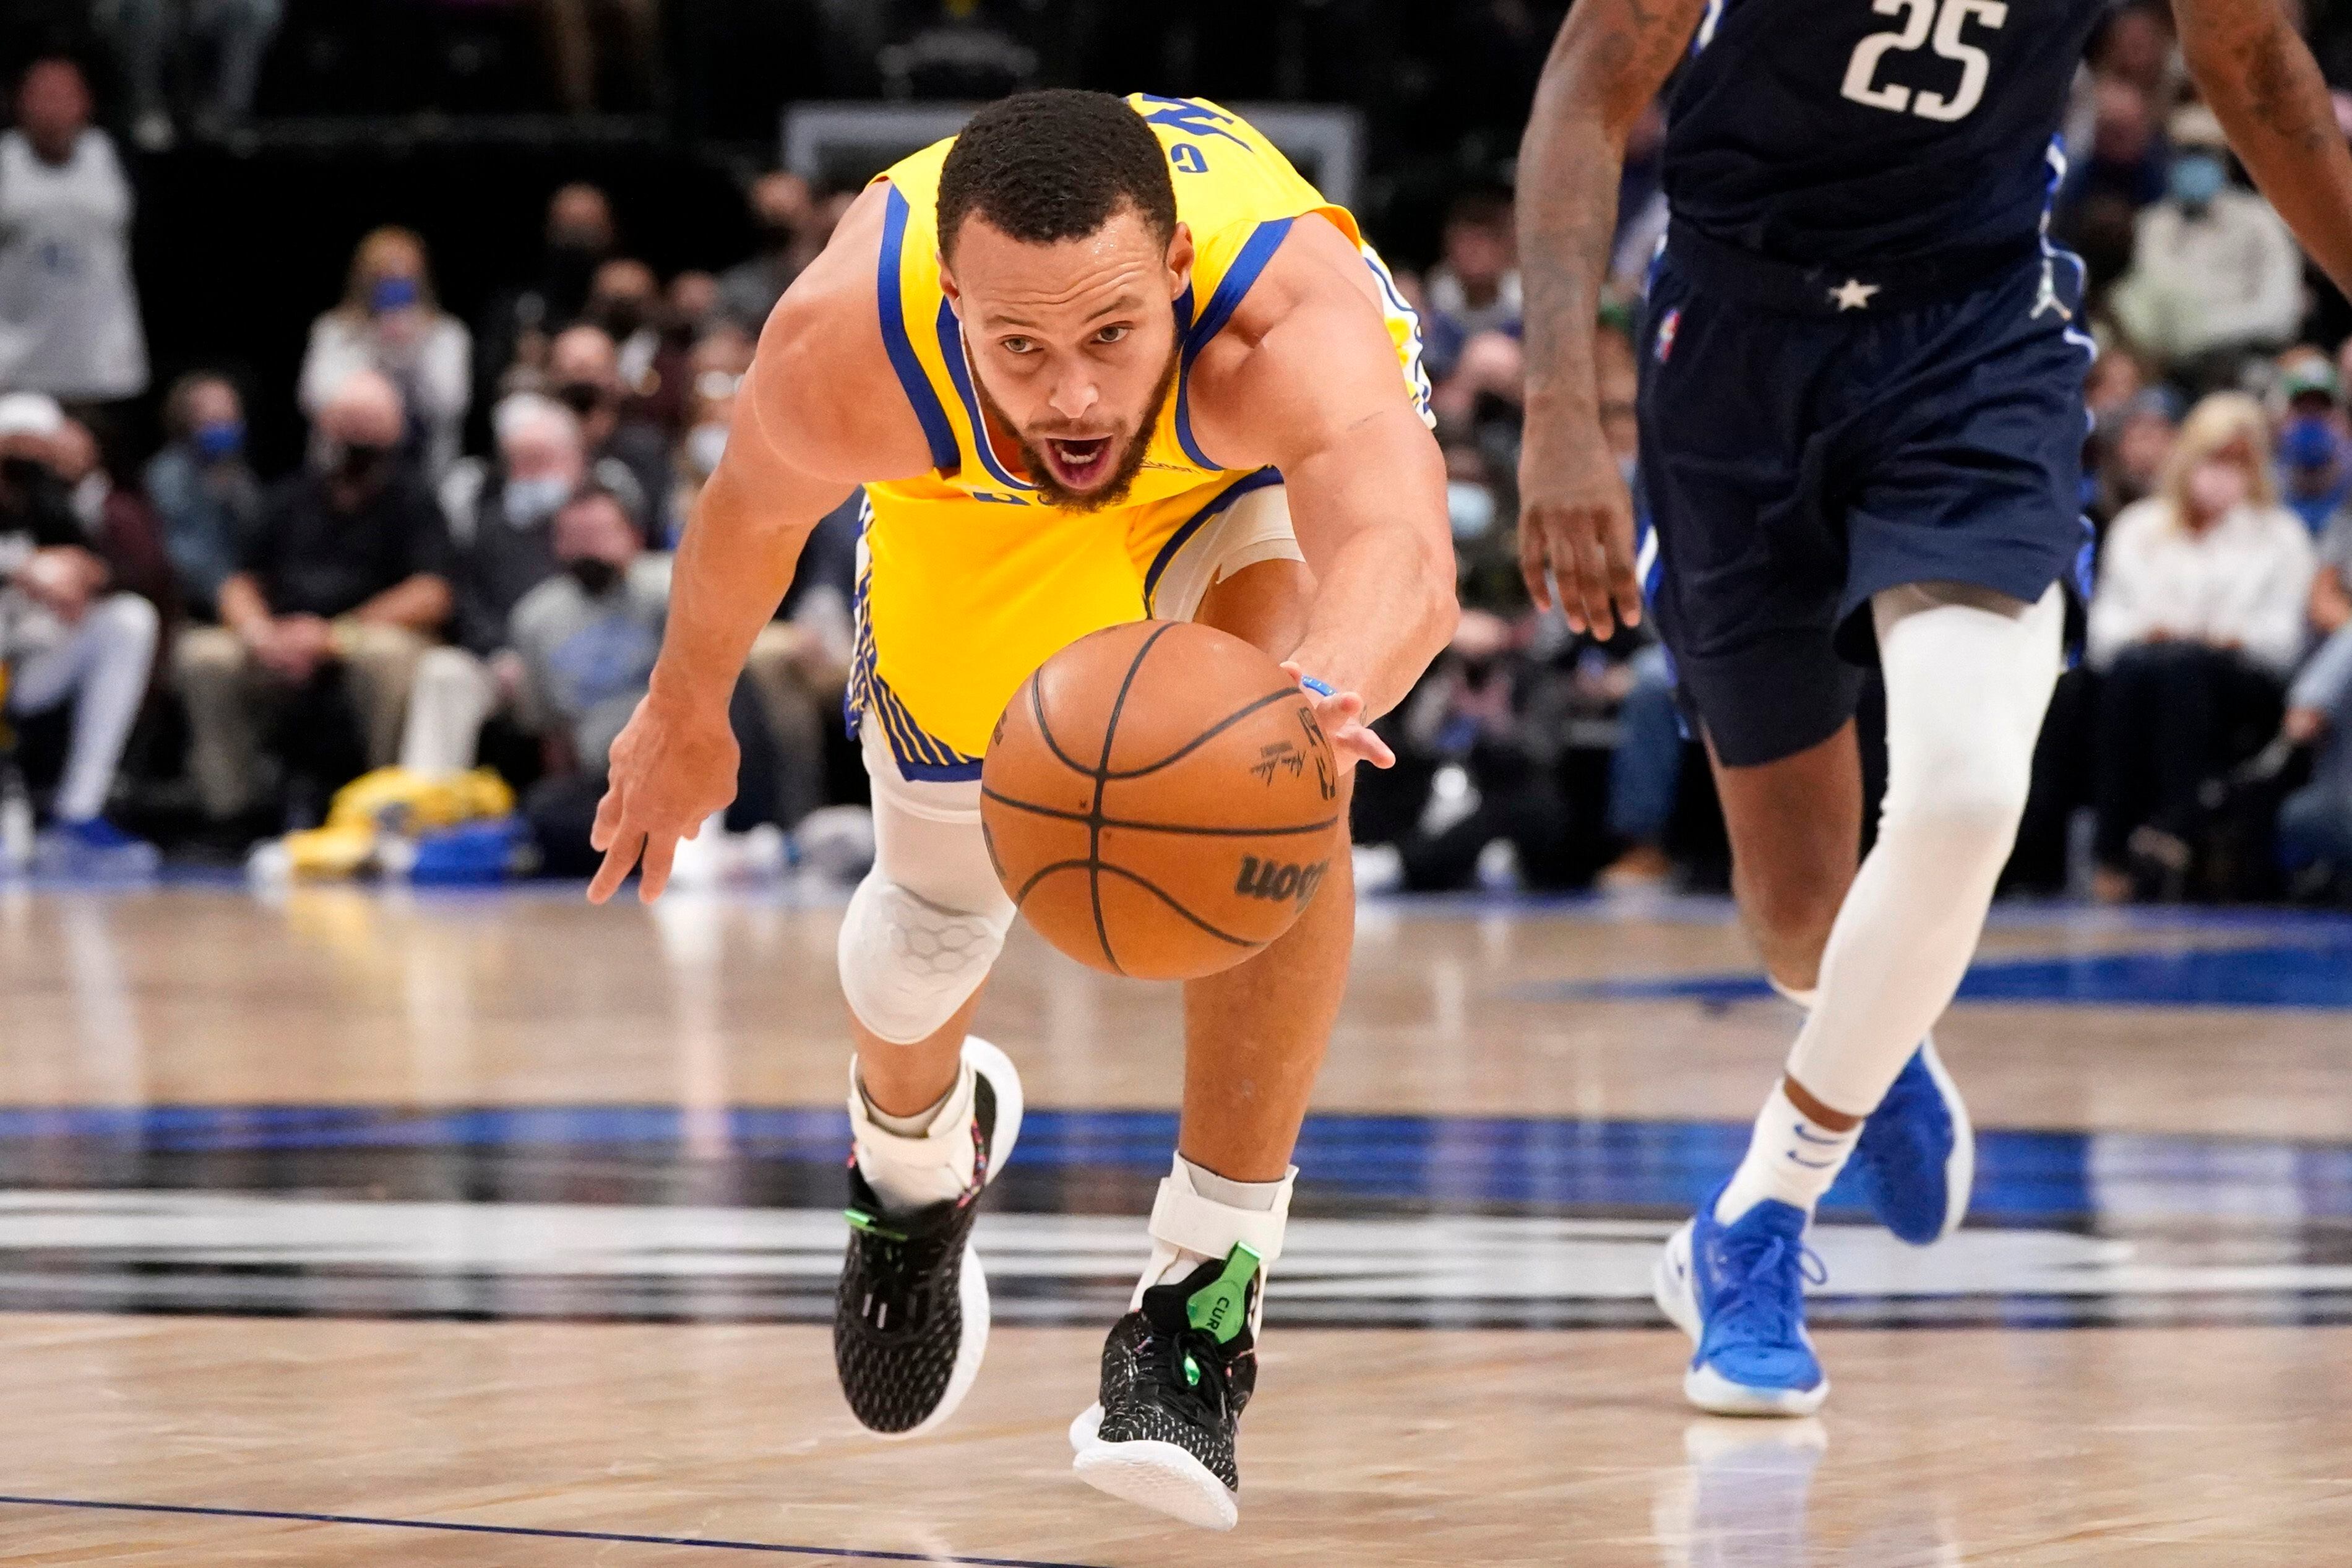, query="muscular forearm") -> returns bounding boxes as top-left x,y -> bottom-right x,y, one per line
2180,0 -> 2352,297
1518,87 -> 1626,427
648,461 -> 842,711
1286,427 -> 1458,719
